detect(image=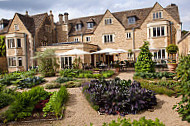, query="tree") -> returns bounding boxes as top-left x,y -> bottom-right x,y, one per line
166,44 -> 178,62
0,36 -> 6,57
33,49 -> 59,77
135,41 -> 155,73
